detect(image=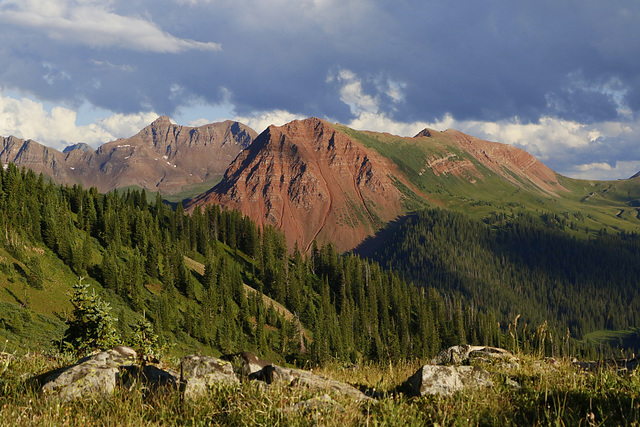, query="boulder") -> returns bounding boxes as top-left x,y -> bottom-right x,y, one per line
37,346 -> 137,401
179,355 -> 239,399
401,364 -> 493,397
253,364 -> 371,401
430,345 -> 515,365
